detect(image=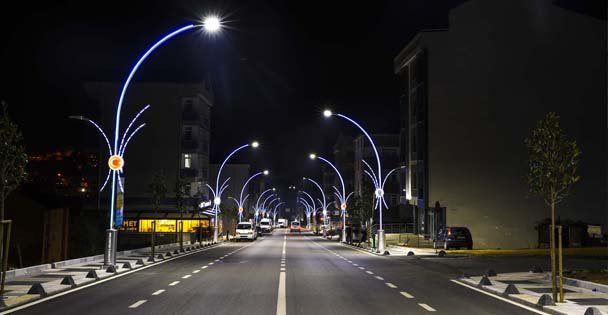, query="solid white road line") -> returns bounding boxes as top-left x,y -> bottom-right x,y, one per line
400,291 -> 414,299
418,303 -> 436,312
169,281 -> 180,286
152,289 -> 165,296
193,270 -> 200,273
386,283 -> 397,288
276,272 -> 286,315
128,300 -> 147,308
182,275 -> 191,279
450,280 -> 552,315
375,276 -> 385,281
280,268 -> 286,271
